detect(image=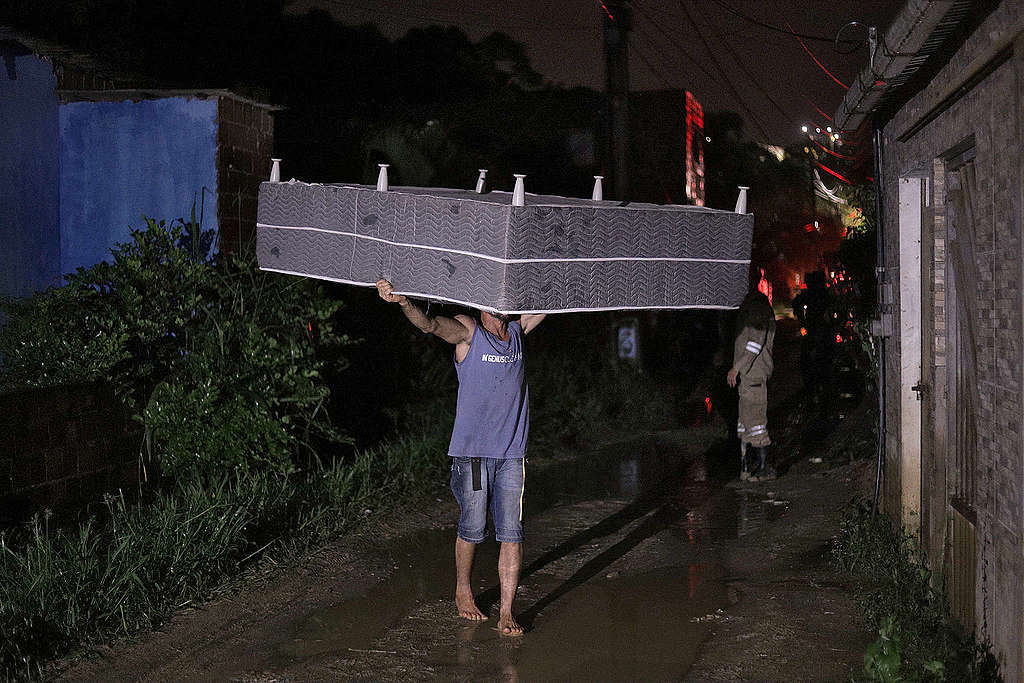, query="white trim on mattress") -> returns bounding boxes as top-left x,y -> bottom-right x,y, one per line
257,223 -> 751,265
265,181 -> 724,213
258,266 -> 741,314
